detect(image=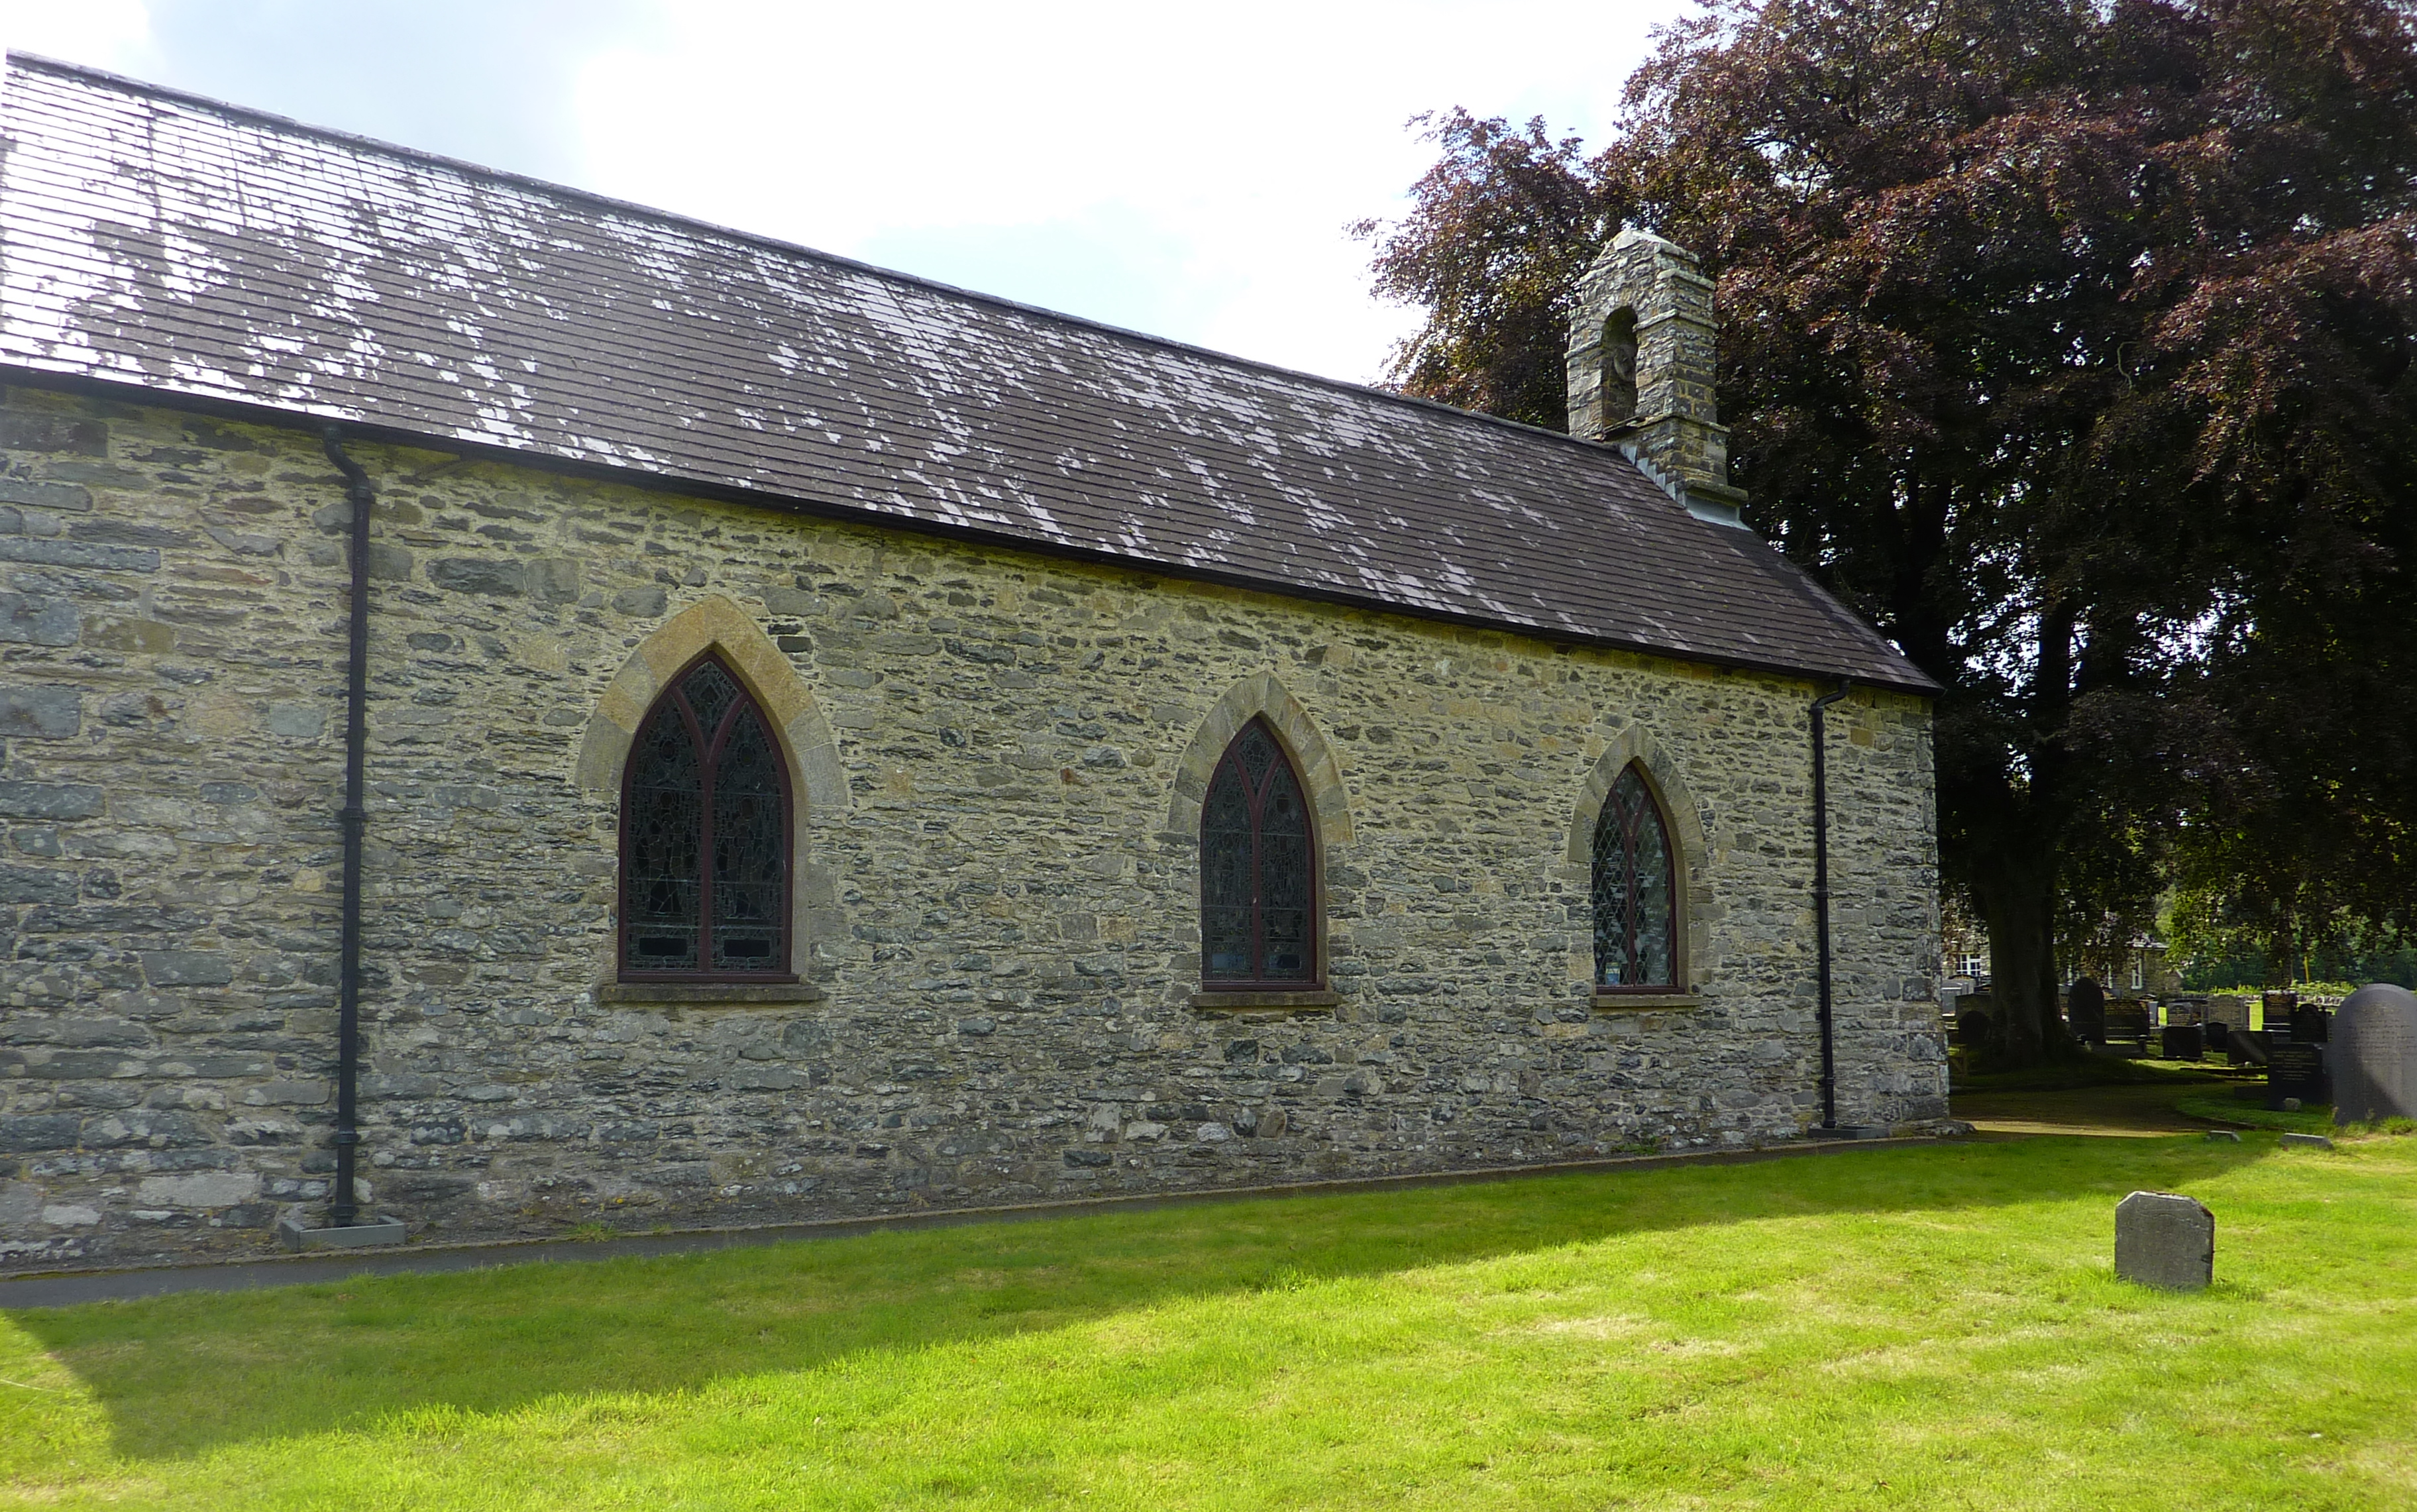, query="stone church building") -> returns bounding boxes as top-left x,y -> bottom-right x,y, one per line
0,56 -> 1945,1271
